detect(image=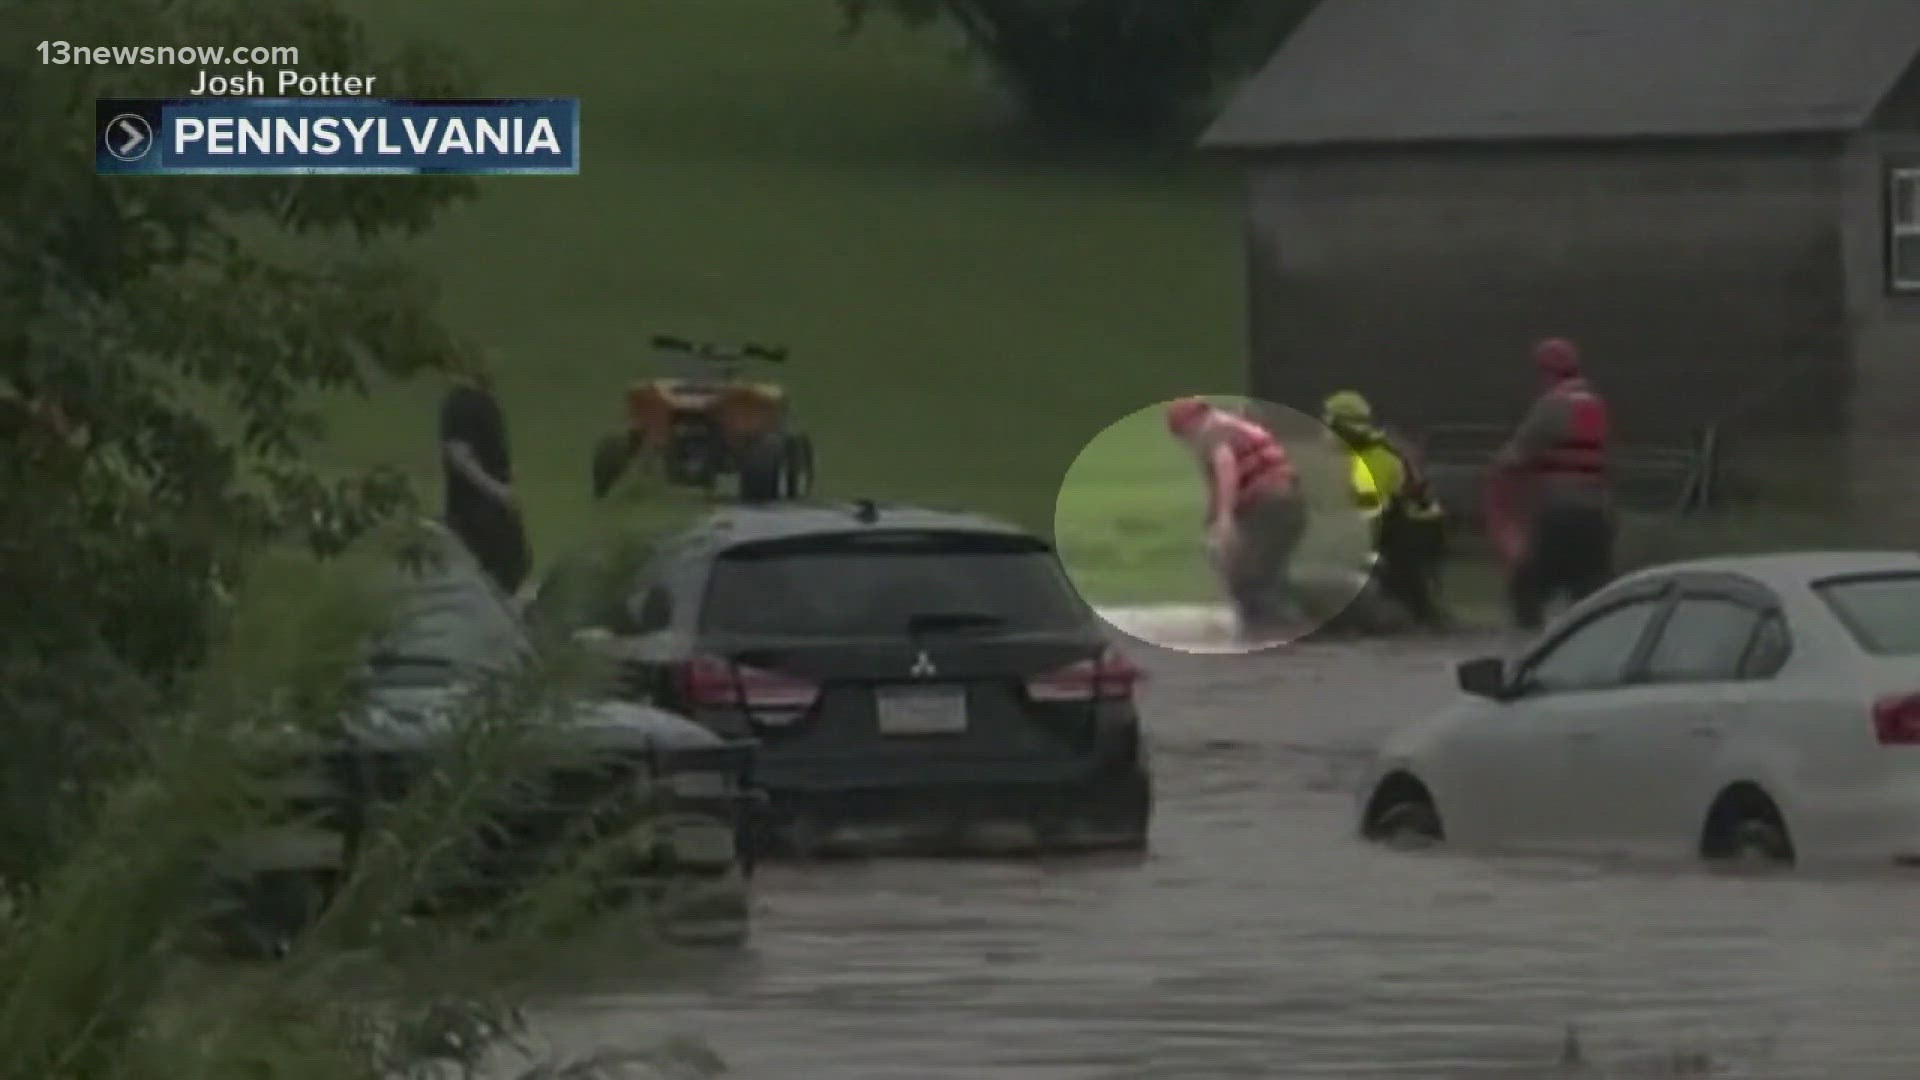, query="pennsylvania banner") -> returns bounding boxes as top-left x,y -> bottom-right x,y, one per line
96,97 -> 579,175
